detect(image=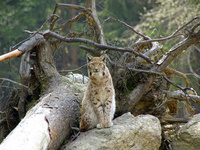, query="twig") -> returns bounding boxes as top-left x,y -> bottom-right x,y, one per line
0,78 -> 29,89
79,45 -> 101,56
163,75 -> 184,90
54,13 -> 84,30
156,24 -> 200,72
49,15 -> 60,31
165,67 -> 190,87
105,17 -> 150,40
130,34 -> 182,48
0,118 -> 6,126
104,17 -> 183,48
129,17 -> 200,49
59,64 -> 87,73
172,16 -> 200,35
194,45 -> 200,53
96,4 -> 118,20
187,48 -> 200,79
56,3 -> 88,12
191,22 -> 200,34
11,14 -> 58,50
109,56 -> 188,92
